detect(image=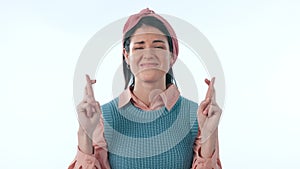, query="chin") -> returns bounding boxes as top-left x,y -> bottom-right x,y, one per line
136,70 -> 166,82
